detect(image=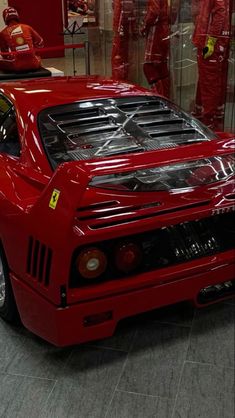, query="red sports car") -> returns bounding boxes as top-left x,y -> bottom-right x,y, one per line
0,76 -> 234,346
